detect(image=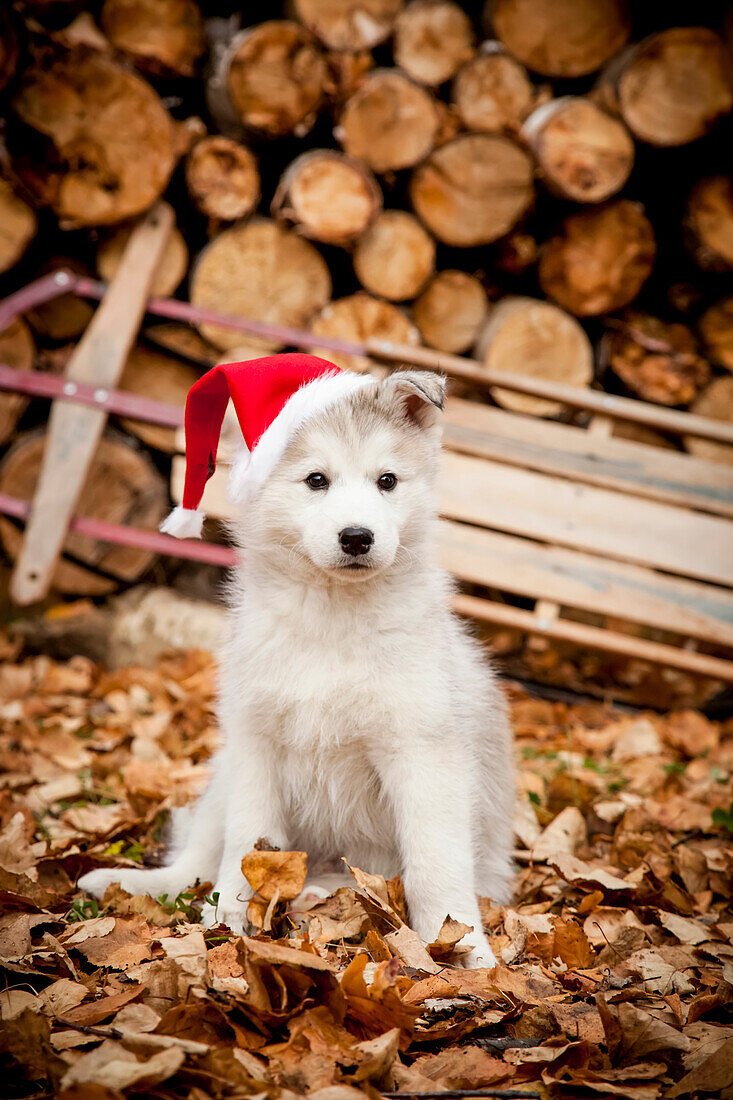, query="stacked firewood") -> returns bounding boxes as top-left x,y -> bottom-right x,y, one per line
0,0 -> 732,598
